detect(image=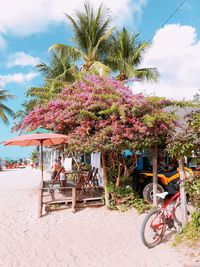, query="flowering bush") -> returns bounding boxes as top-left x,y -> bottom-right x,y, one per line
20,75 -> 175,153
